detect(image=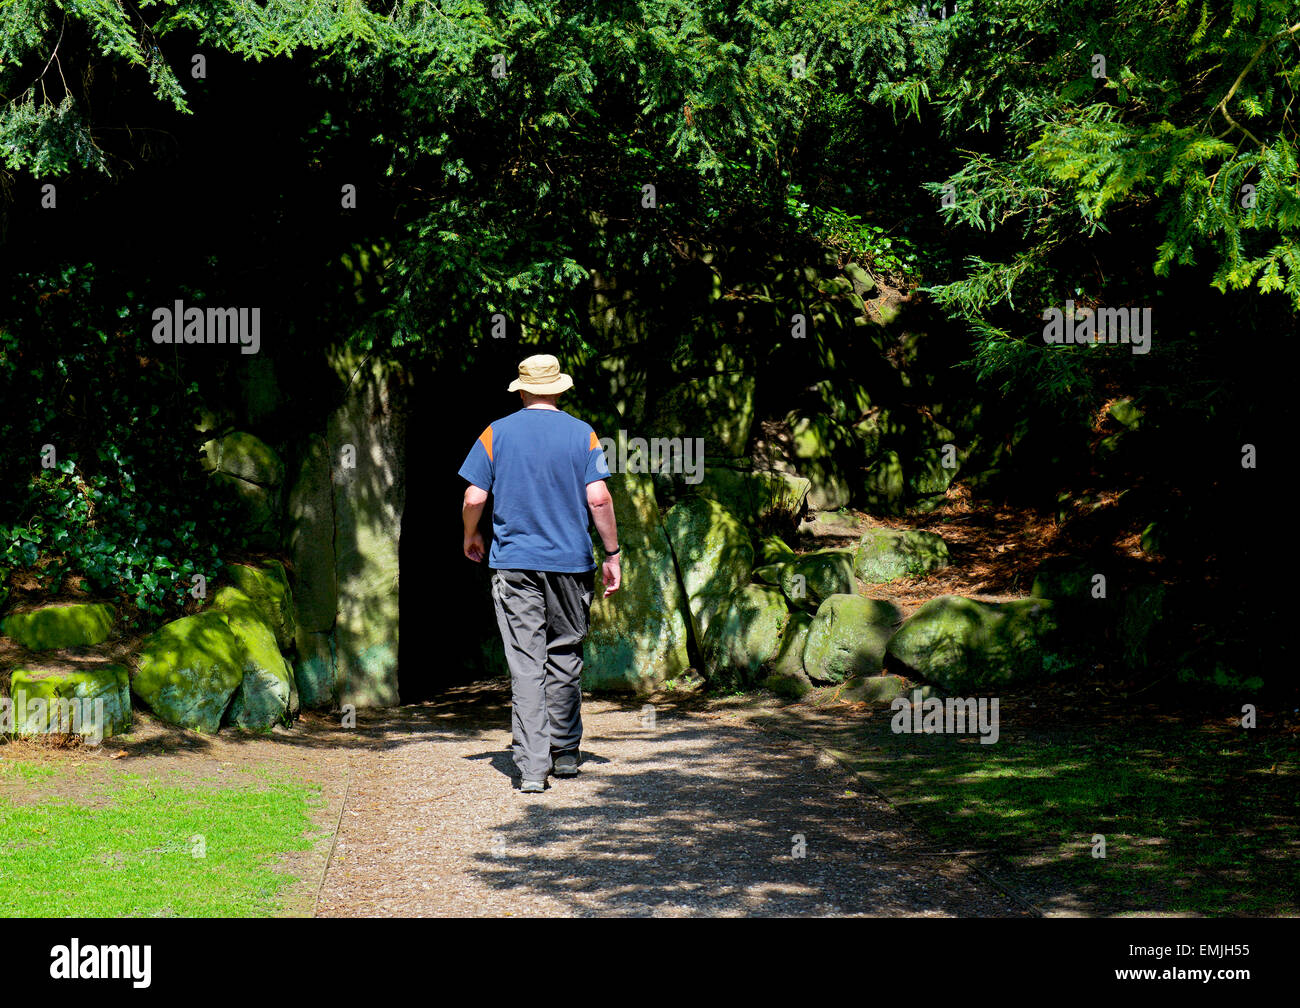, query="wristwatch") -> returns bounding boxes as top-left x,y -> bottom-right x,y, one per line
606,545 -> 621,557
